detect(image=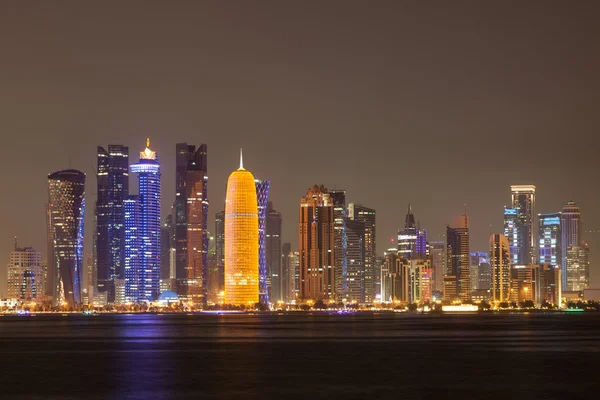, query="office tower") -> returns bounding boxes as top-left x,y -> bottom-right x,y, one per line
446,213 -> 470,302
409,259 -> 432,304
215,211 -> 225,294
288,250 -> 300,301
397,205 -> 428,260
345,218 -> 365,303
266,202 -> 282,303
469,252 -> 489,291
380,252 -> 394,303
561,201 -> 582,288
510,185 -> 536,264
349,204 -> 376,303
124,140 -> 161,303
489,234 -> 510,302
7,245 -> 43,302
503,207 -> 519,265
478,262 -> 491,290
45,203 -> 57,300
224,151 -> 259,305
330,190 -> 347,301
96,145 -> 129,303
86,252 -> 95,292
299,185 -> 335,301
281,242 -> 291,302
566,244 -> 590,291
429,241 -> 445,293
160,214 -> 174,280
510,265 -> 538,304
538,212 -> 562,268
255,179 -> 270,304
174,143 -> 208,303
48,169 -> 86,306
539,264 -> 561,305
391,256 -> 410,303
